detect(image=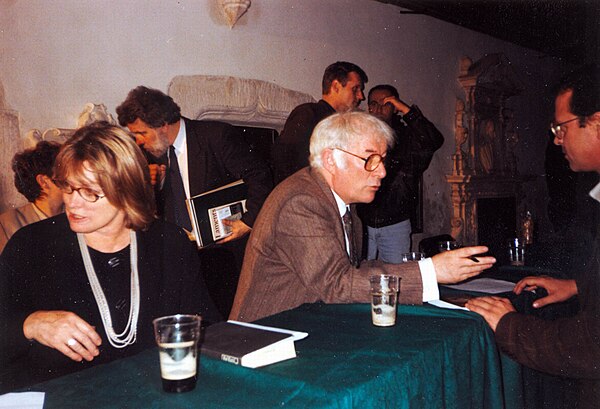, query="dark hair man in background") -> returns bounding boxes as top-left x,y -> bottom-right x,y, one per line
467,65 -> 600,408
358,84 -> 443,262
0,141 -> 63,254
116,86 -> 273,317
271,61 -> 368,184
